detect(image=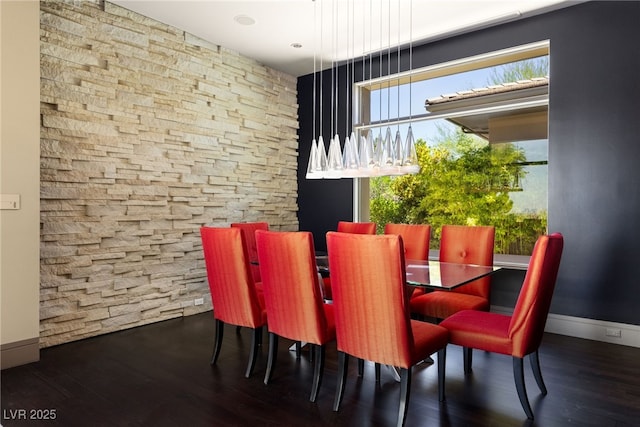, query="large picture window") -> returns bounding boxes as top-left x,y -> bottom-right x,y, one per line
354,42 -> 549,256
